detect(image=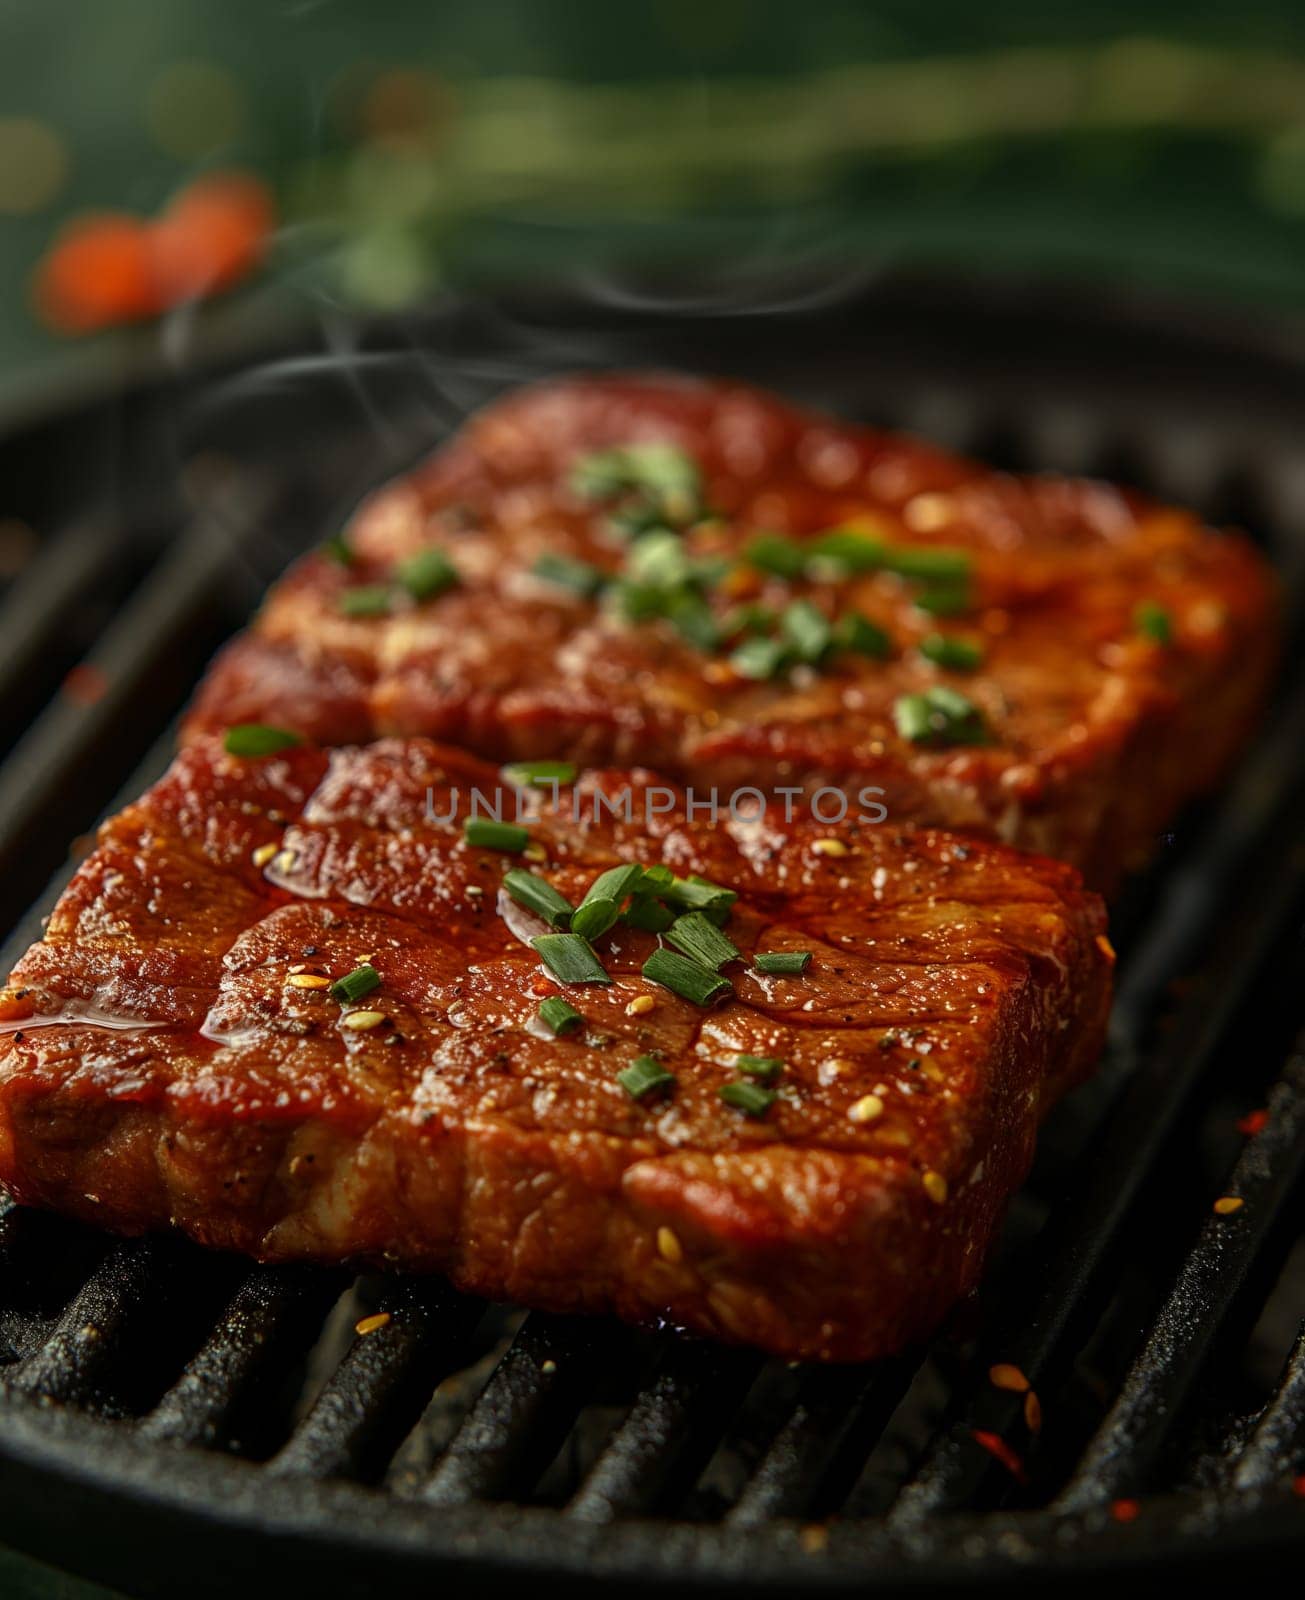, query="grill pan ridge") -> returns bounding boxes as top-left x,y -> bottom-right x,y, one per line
0,278 -> 1301,1597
